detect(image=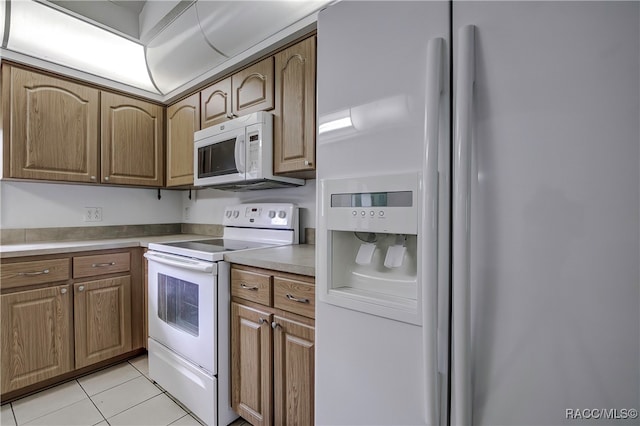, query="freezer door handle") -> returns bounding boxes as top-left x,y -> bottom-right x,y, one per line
422,35 -> 445,426
452,24 -> 476,426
